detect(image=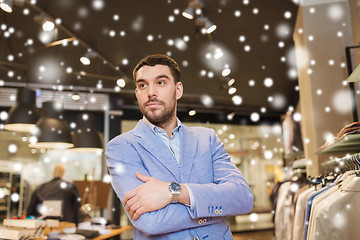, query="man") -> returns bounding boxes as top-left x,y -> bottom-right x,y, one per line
26,164 -> 81,224
106,54 -> 253,239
